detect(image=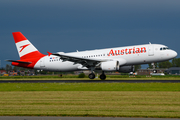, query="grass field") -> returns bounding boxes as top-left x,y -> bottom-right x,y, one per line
0,83 -> 180,91
0,83 -> 180,118
1,75 -> 180,80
